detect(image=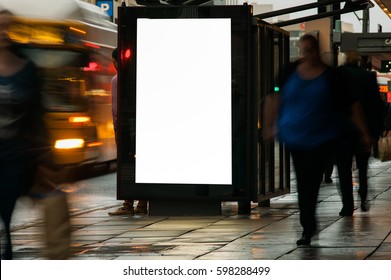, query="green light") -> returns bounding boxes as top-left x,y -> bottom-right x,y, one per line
274,86 -> 280,92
